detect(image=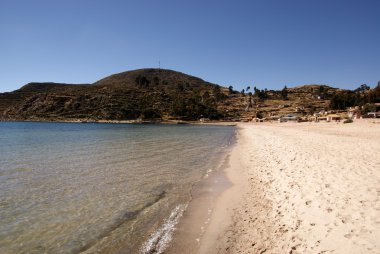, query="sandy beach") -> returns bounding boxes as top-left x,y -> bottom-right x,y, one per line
198,119 -> 380,254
